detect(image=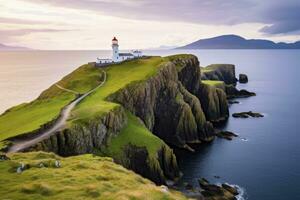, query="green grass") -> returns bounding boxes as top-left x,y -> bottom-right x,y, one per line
0,152 -> 187,200
69,57 -> 165,123
201,68 -> 213,73
202,80 -> 225,87
0,63 -> 103,144
106,111 -> 164,158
